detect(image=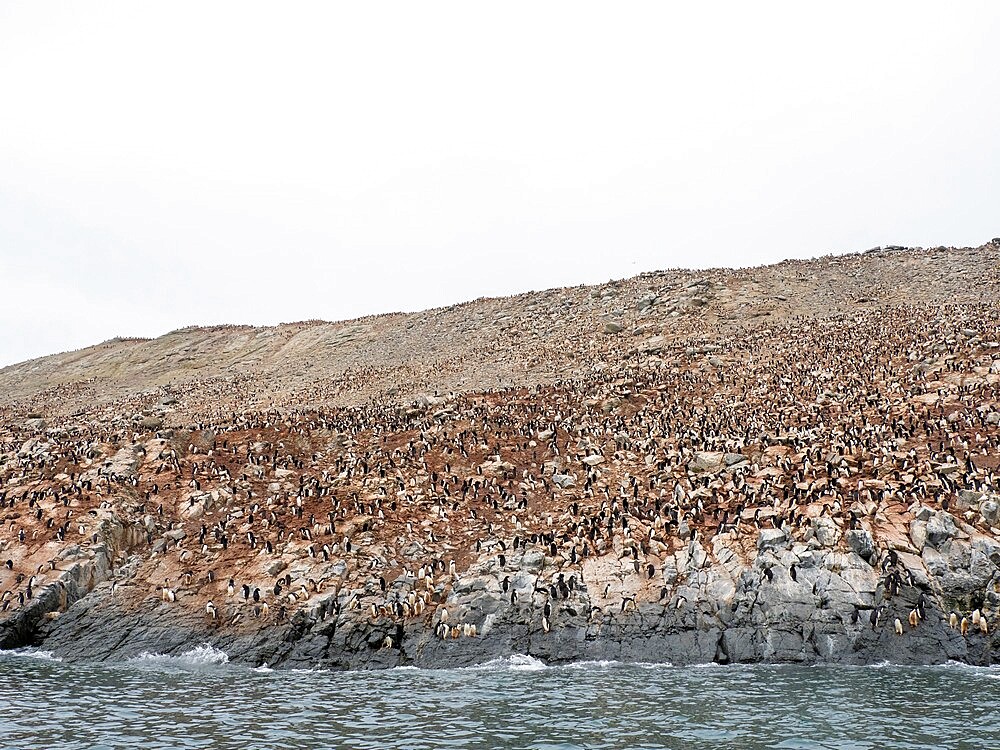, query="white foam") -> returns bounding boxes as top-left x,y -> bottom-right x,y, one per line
253,664 -> 273,673
473,654 -> 548,672
129,643 -> 230,668
565,659 -> 626,669
0,648 -> 62,662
